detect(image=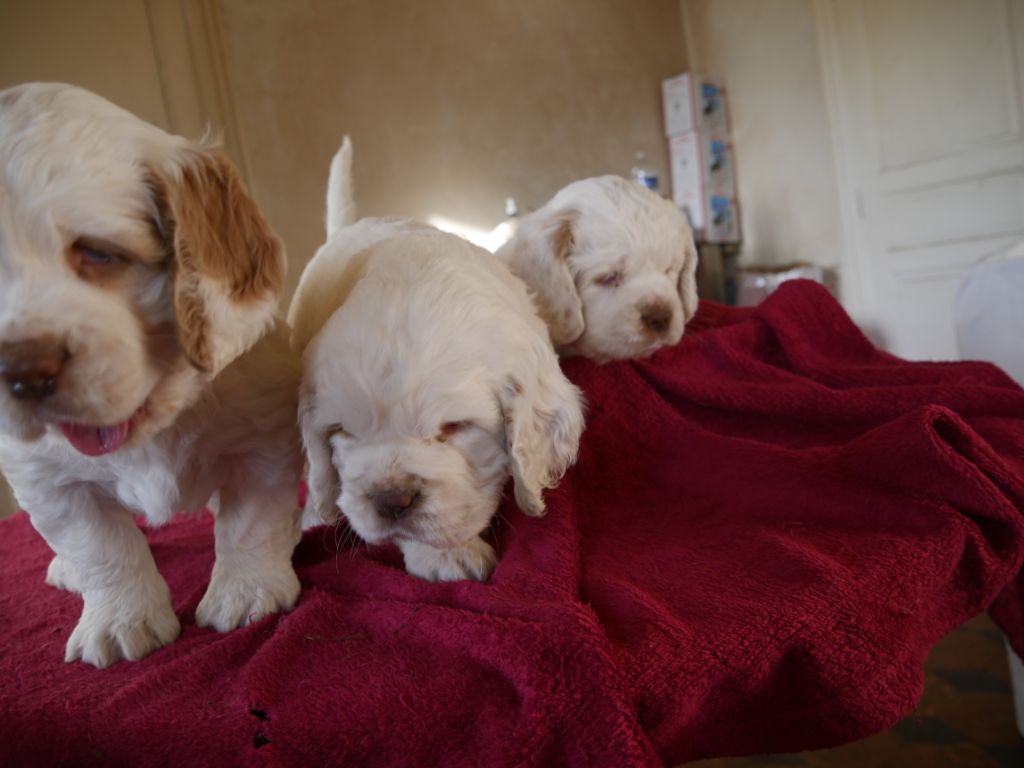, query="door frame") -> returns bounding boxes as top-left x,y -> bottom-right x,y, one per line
811,0 -> 871,324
